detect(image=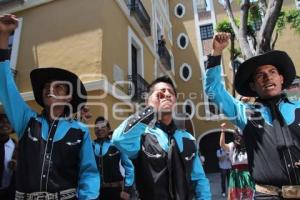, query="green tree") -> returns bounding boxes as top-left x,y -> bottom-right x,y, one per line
222,0 -> 282,58
221,0 -> 300,58
285,9 -> 300,34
